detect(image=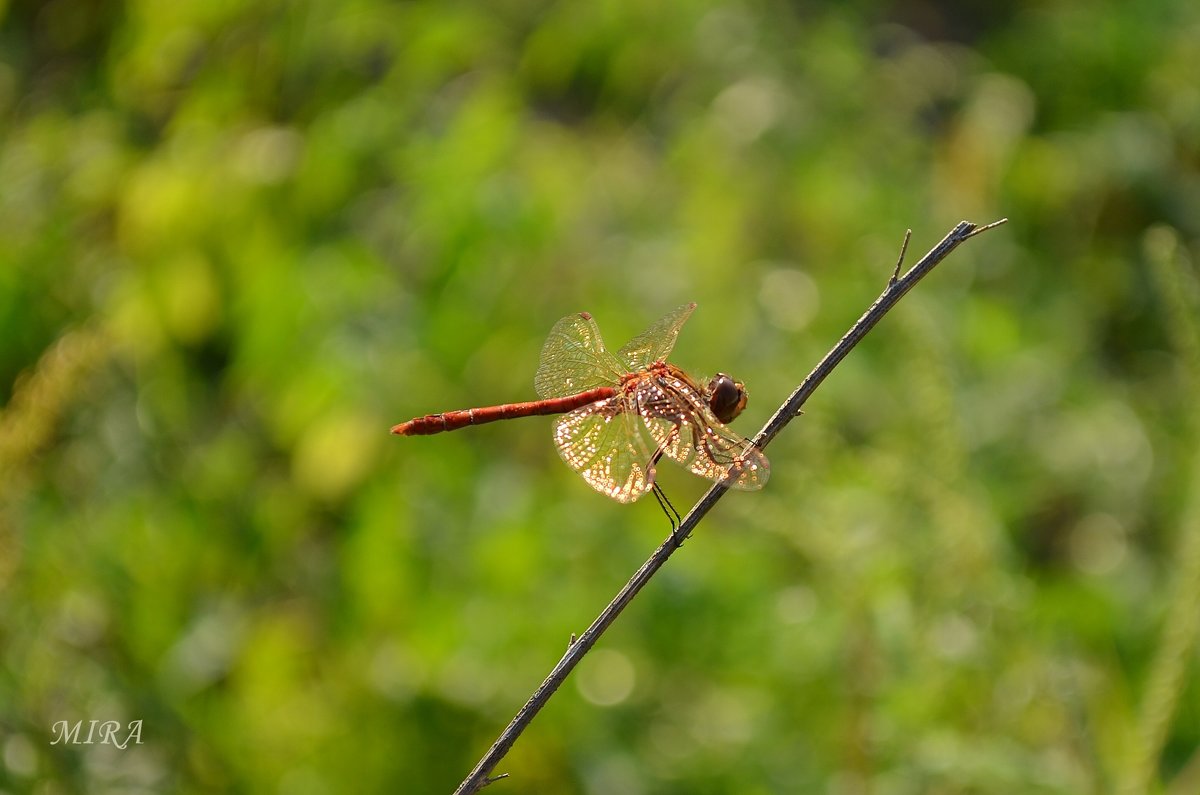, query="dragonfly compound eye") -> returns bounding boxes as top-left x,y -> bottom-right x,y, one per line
707,373 -> 748,424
